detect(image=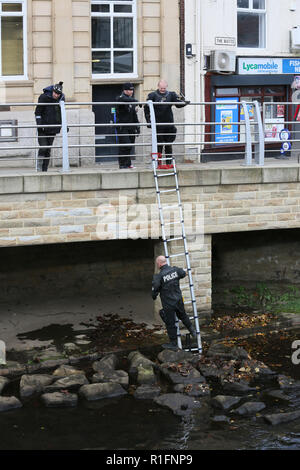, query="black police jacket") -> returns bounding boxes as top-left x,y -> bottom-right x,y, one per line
35,86 -> 65,135
152,264 -> 186,309
116,93 -> 140,133
144,90 -> 186,126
